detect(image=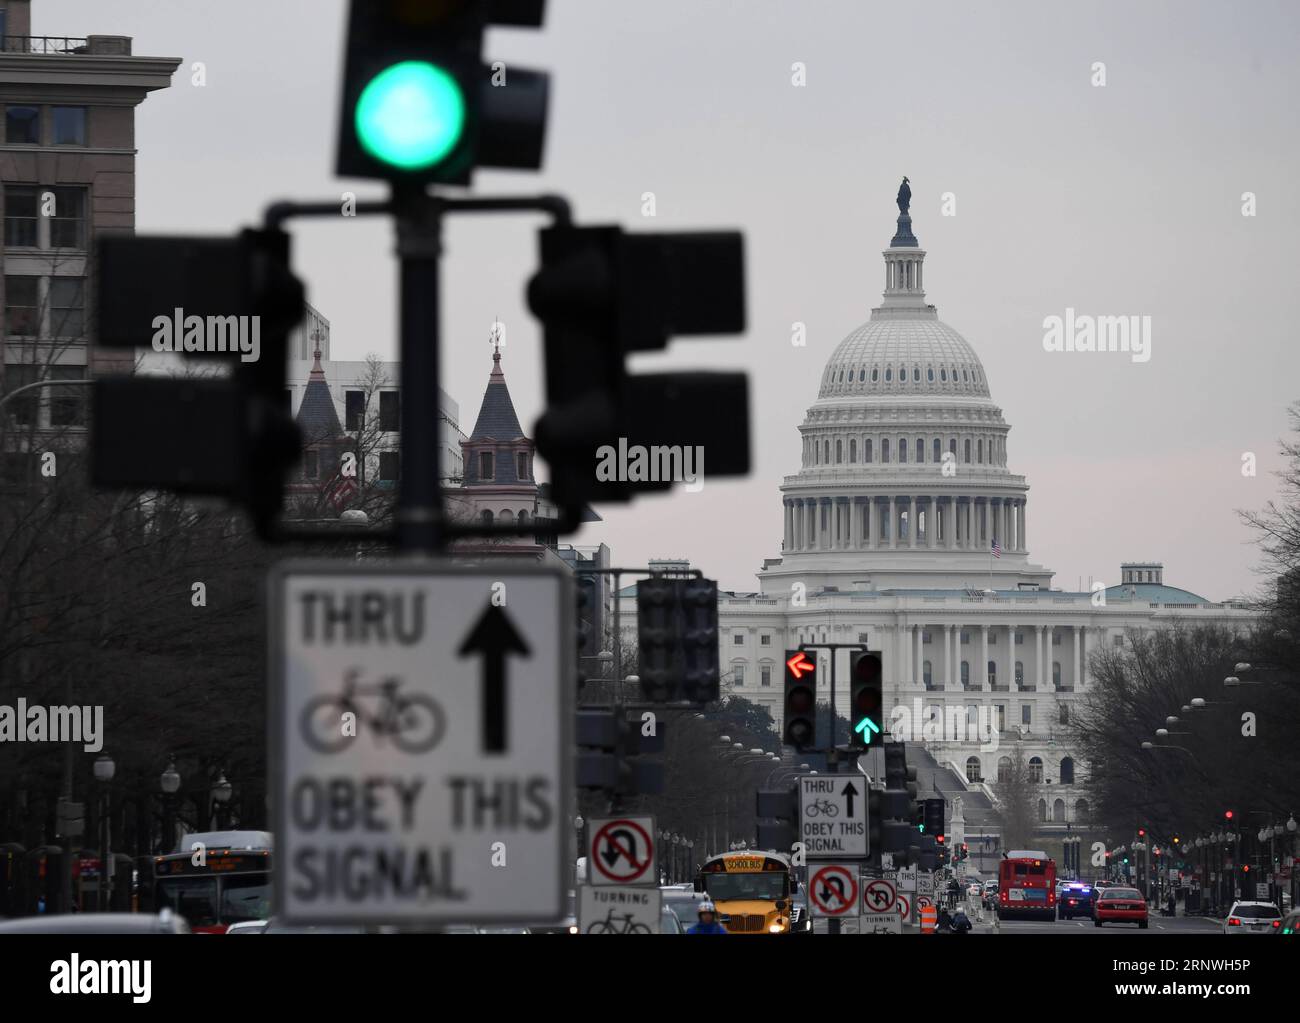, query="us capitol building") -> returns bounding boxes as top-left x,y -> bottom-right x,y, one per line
622,180 -> 1253,853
